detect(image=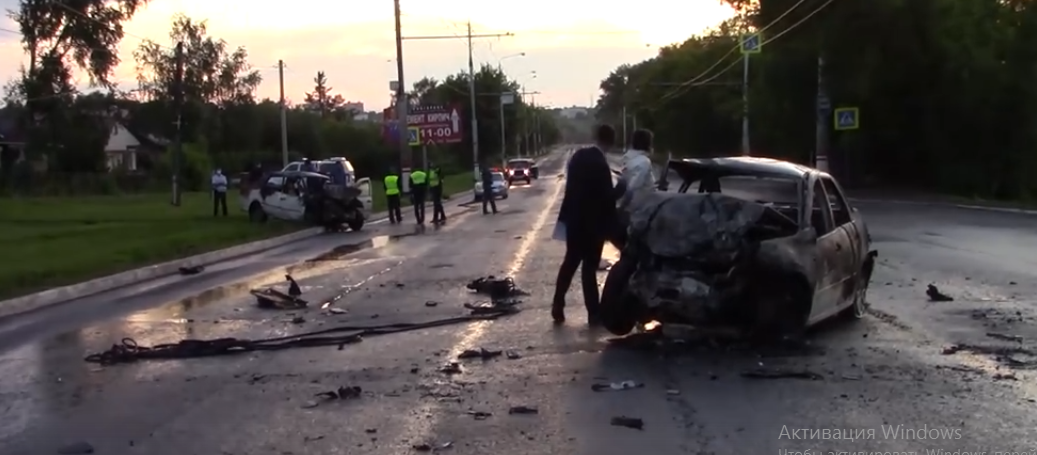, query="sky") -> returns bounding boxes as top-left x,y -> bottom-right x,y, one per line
0,0 -> 735,110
